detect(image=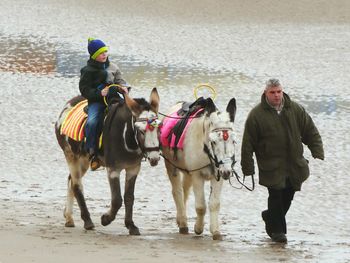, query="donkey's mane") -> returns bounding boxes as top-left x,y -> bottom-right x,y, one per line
133,98 -> 151,111
108,97 -> 151,111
